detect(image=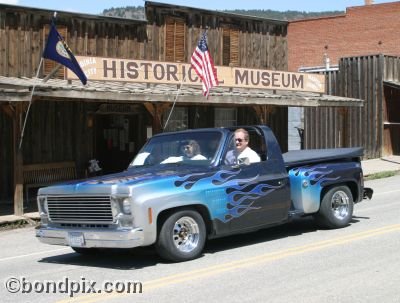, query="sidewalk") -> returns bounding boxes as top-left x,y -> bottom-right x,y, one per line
361,155 -> 400,176
1,155 -> 400,226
